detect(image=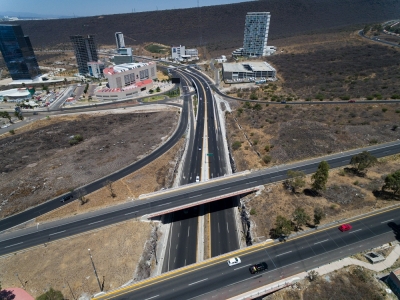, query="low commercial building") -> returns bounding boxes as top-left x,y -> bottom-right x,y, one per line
171,45 -> 198,61
87,61 -> 105,78
95,62 -> 157,100
222,61 -> 276,81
